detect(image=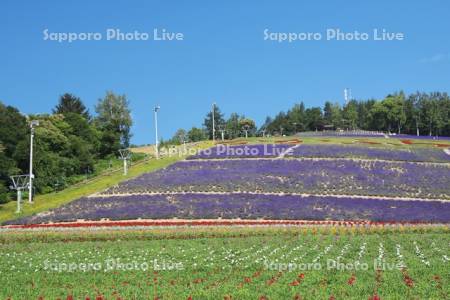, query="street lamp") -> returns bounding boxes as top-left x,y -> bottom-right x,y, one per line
212,102 -> 216,142
154,106 -> 160,159
29,120 -> 39,203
